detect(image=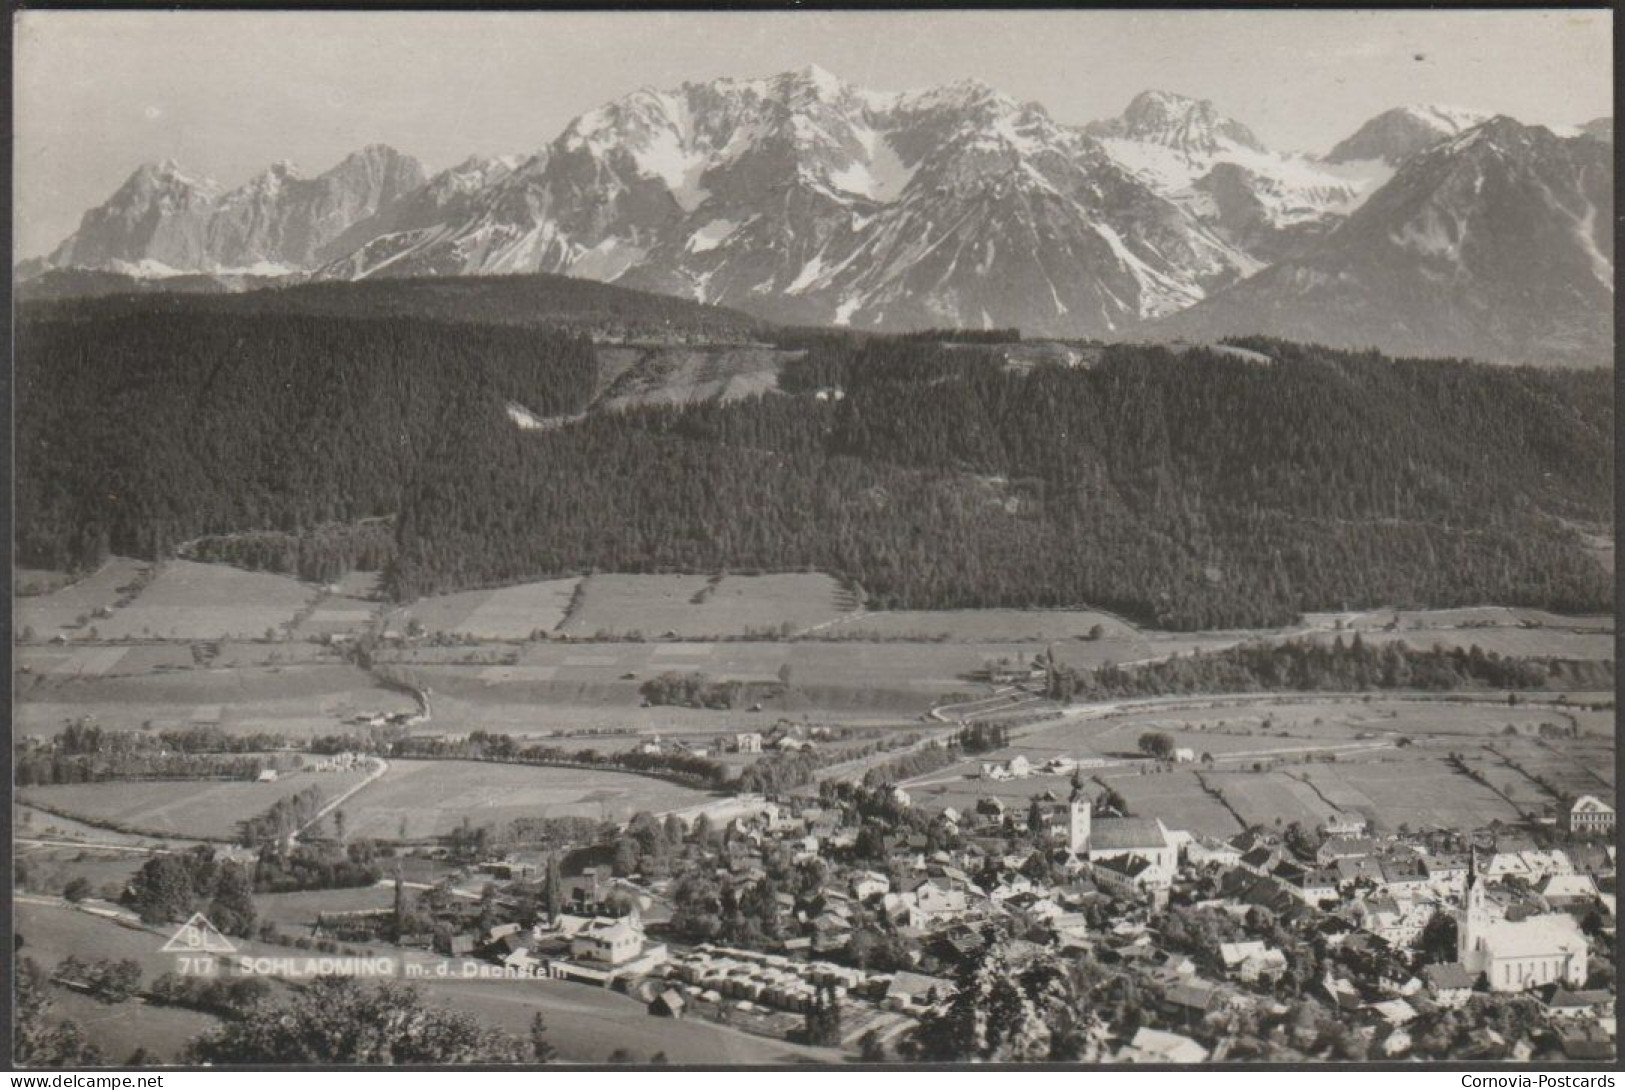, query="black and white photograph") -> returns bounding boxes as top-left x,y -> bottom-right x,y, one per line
6,6 -> 1618,1071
